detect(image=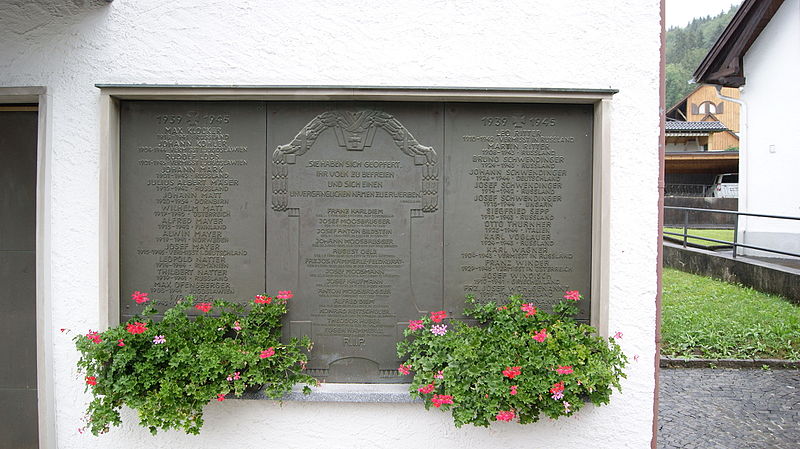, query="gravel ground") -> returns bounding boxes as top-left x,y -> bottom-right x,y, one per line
658,368 -> 800,449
